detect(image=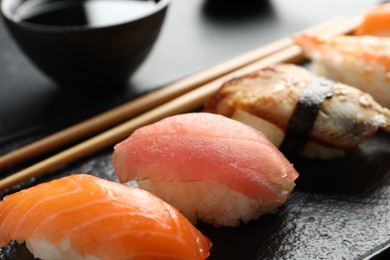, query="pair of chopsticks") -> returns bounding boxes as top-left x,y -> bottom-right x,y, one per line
0,15 -> 362,190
